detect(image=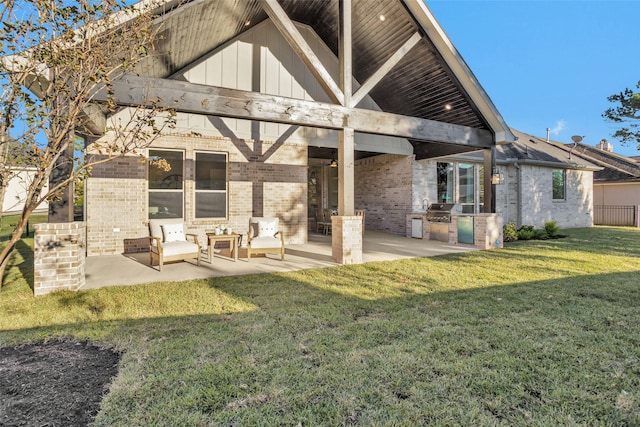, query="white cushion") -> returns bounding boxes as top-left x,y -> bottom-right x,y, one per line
257,220 -> 277,237
249,236 -> 281,249
162,223 -> 186,242
149,218 -> 183,240
160,240 -> 199,257
249,217 -> 279,237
